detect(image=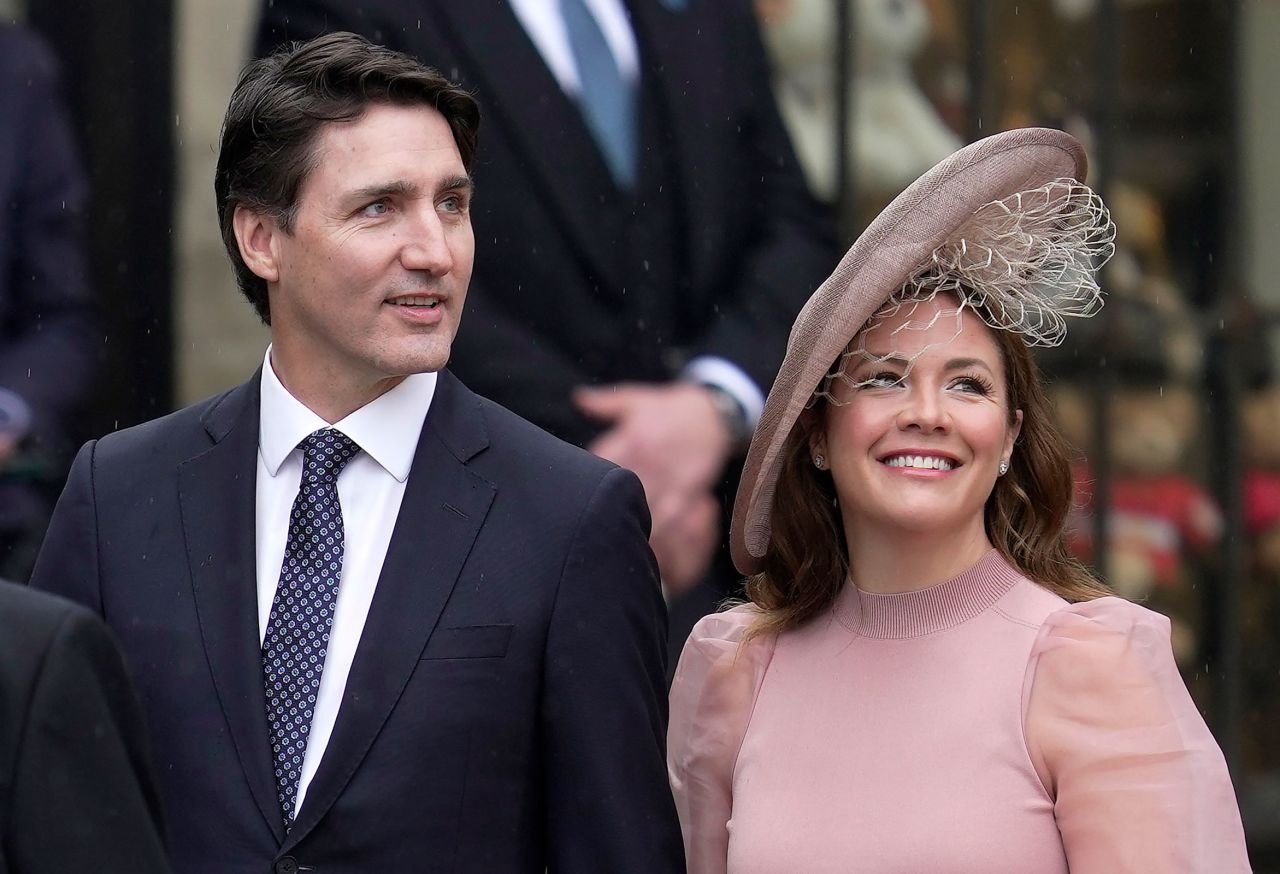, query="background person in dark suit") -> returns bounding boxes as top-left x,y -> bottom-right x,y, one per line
31,33 -> 683,874
256,0 -> 834,649
0,580 -> 169,874
0,24 -> 95,581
